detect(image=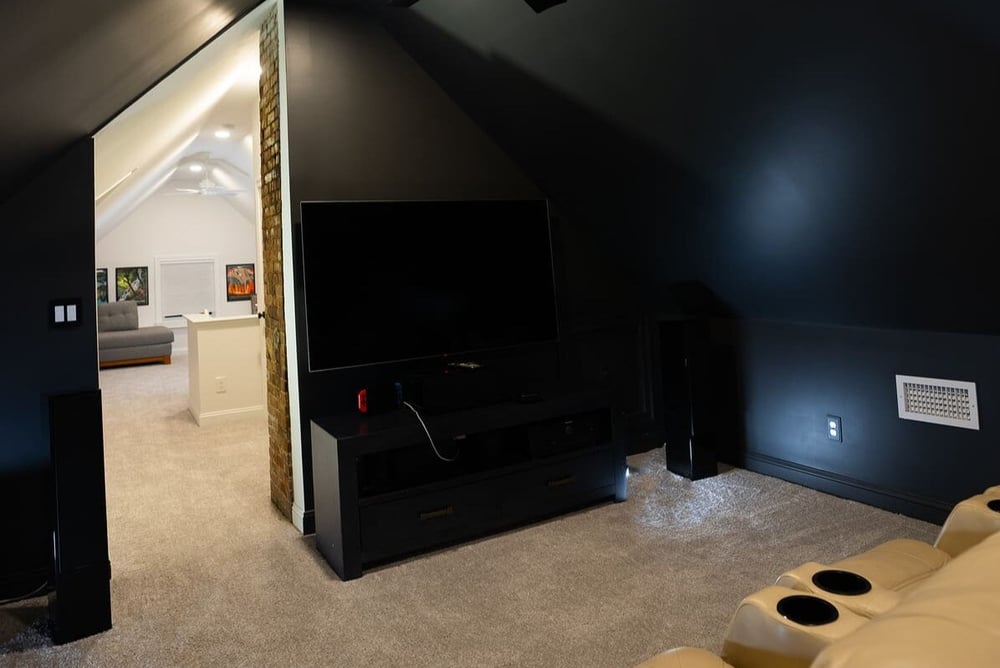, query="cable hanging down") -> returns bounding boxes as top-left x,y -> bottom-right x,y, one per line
402,401 -> 458,462
0,580 -> 49,606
